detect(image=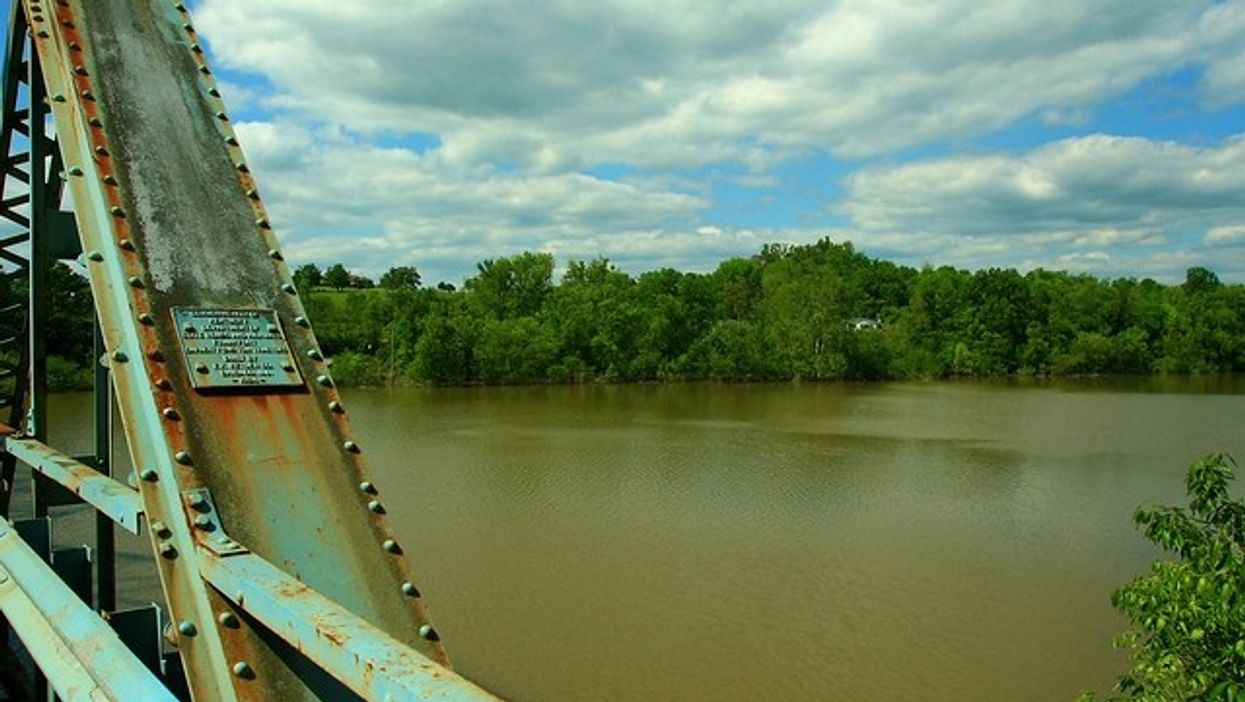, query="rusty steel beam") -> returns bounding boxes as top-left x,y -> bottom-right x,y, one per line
0,521 -> 177,702
1,434 -> 143,534
22,0 -> 492,699
200,549 -> 501,702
